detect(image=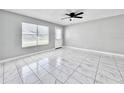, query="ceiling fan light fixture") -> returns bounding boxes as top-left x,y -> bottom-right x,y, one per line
62,11 -> 84,21
70,18 -> 72,21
